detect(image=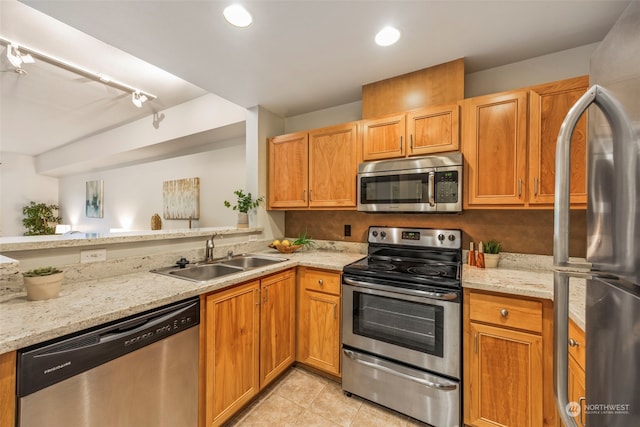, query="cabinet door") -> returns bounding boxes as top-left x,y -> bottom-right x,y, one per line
463,91 -> 528,207
529,76 -> 588,205
0,351 -> 16,427
407,103 -> 460,156
568,354 -> 586,426
308,122 -> 359,208
467,322 -> 543,427
362,114 -> 406,160
268,132 -> 309,208
205,281 -> 260,427
260,270 -> 296,389
297,289 -> 341,376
